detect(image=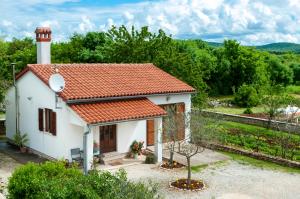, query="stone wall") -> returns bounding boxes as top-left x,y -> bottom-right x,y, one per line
198,110 -> 300,135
